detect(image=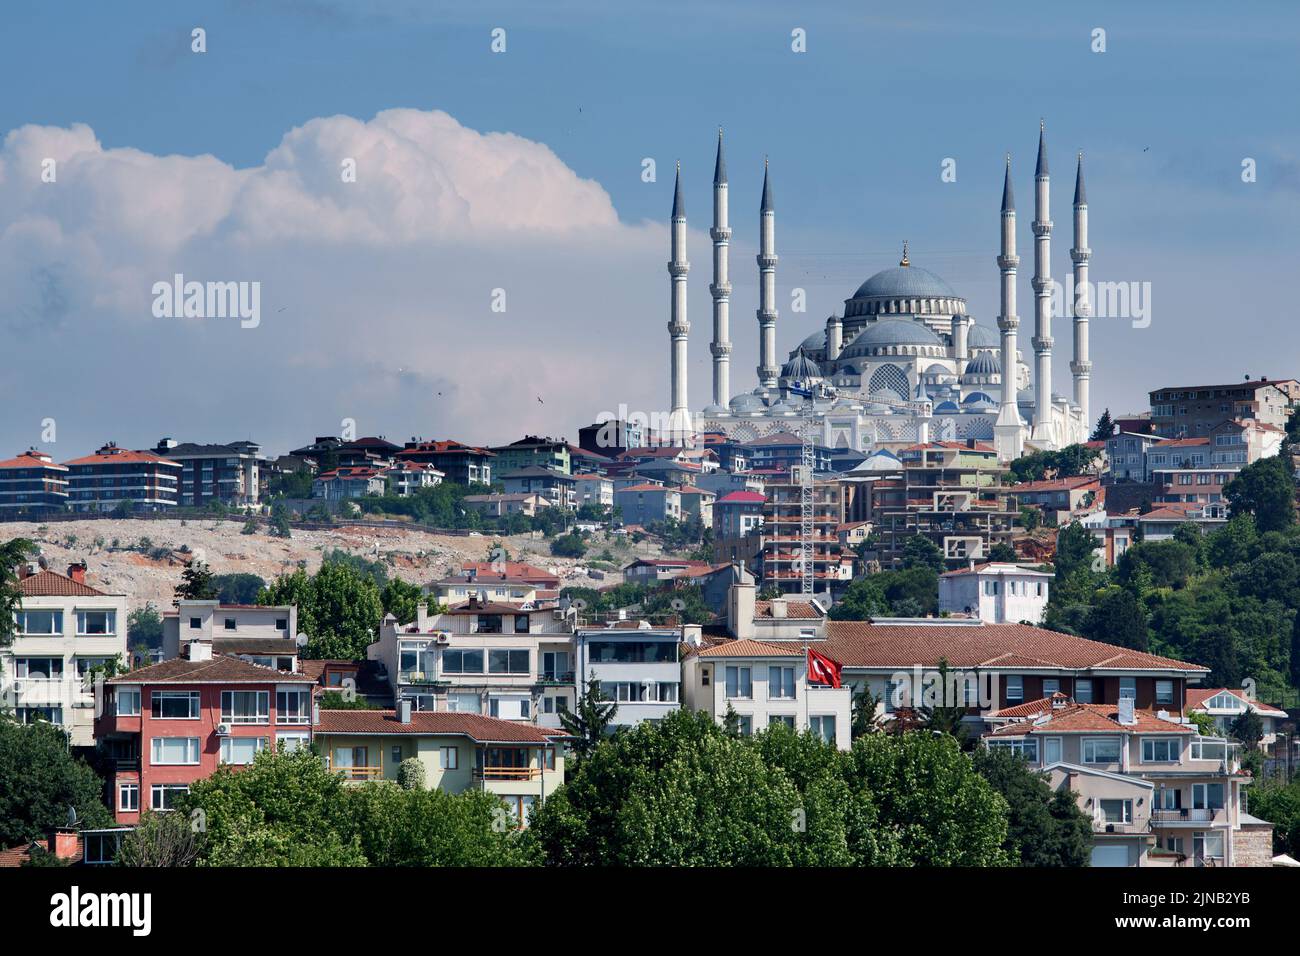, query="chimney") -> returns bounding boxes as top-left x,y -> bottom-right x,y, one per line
67,561 -> 87,585
771,598 -> 788,619
51,829 -> 80,861
416,601 -> 429,631
397,698 -> 412,724
186,640 -> 213,662
728,581 -> 756,641
18,562 -> 36,580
